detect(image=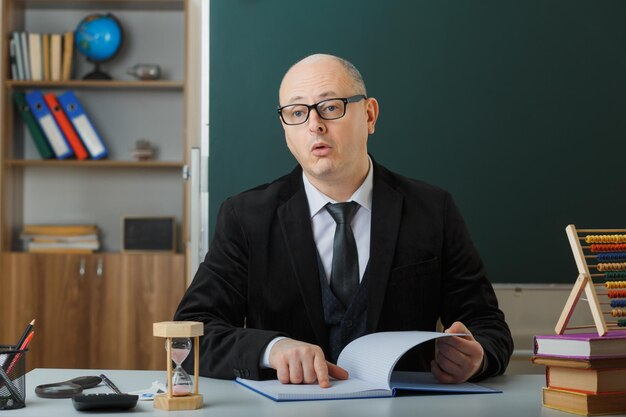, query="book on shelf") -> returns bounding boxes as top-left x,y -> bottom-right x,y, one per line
61,31 -> 74,81
42,33 -> 50,81
27,240 -> 99,252
8,36 -> 18,80
50,33 -> 62,81
28,32 -> 42,81
22,224 -> 98,236
12,32 -> 25,81
20,32 -> 31,81
546,366 -> 626,394
21,224 -> 100,253
13,91 -> 55,159
44,93 -> 89,160
533,331 -> 626,359
9,31 -> 73,81
542,387 -> 626,416
24,90 -> 73,159
236,331 -> 499,402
